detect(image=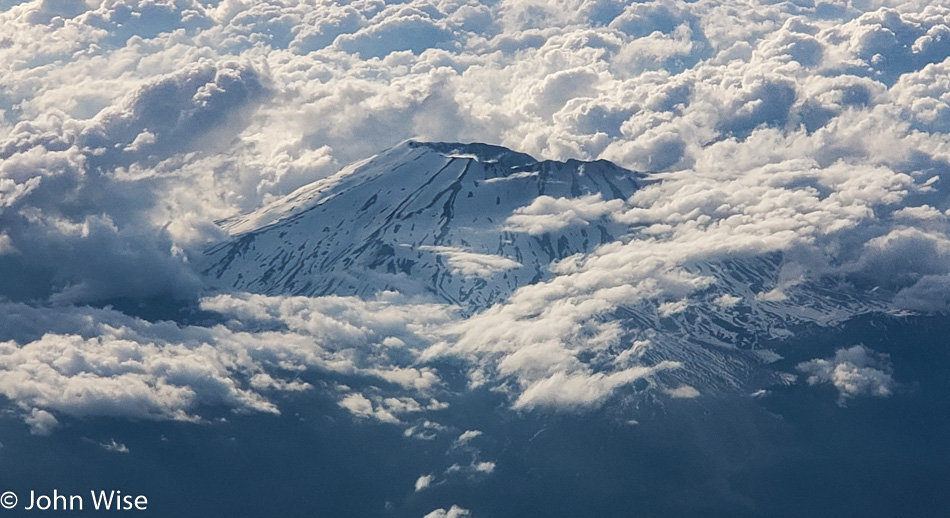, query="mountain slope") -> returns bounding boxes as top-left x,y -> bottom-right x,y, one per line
203,140 -> 641,312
